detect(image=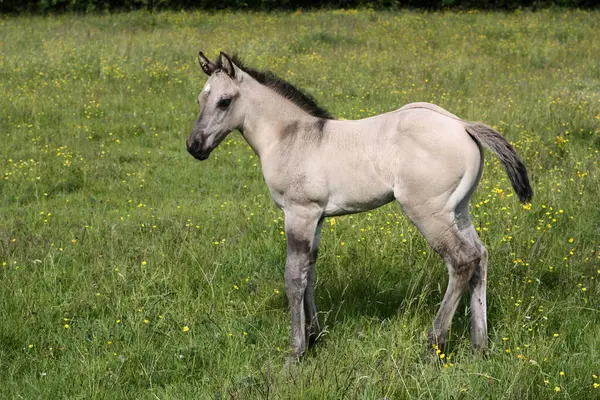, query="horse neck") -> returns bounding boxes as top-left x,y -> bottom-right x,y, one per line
238,79 -> 313,159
